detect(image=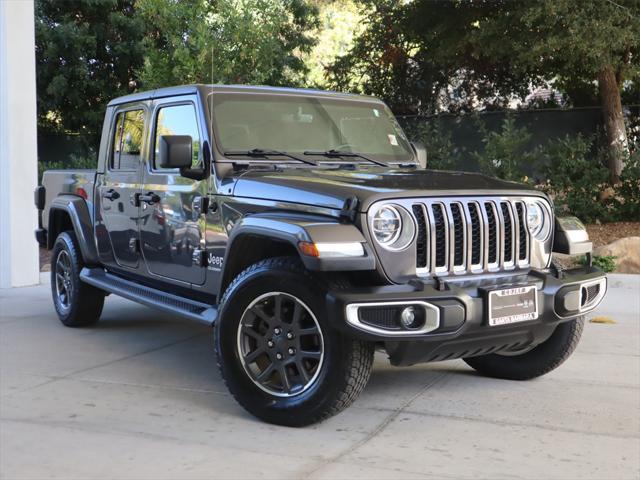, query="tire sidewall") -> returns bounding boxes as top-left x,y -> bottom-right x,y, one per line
51,232 -> 81,324
215,261 -> 349,422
